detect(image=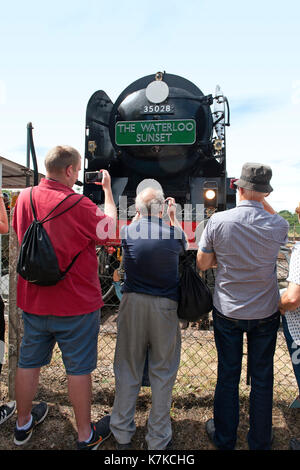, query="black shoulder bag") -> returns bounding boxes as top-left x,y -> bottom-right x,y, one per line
177,239 -> 213,322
